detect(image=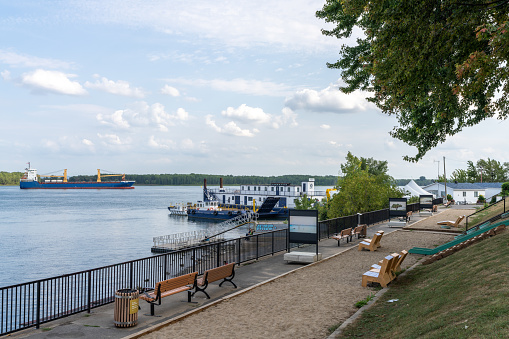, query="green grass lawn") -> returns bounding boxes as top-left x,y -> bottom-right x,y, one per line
337,230 -> 509,338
